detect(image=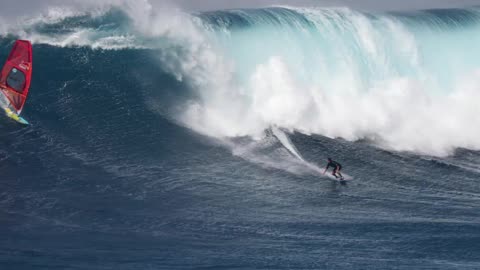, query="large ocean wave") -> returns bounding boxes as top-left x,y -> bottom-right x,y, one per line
3,2 -> 480,156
